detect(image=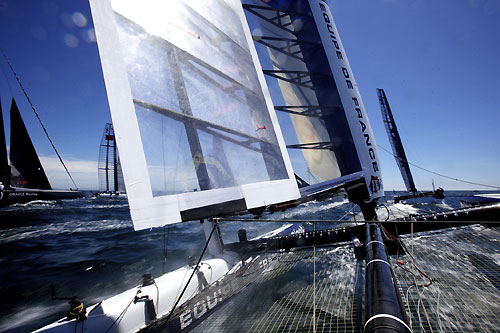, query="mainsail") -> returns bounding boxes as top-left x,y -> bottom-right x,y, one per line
241,0 -> 383,202
98,123 -> 124,193
90,0 -> 301,229
9,99 -> 51,190
377,88 -> 417,193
